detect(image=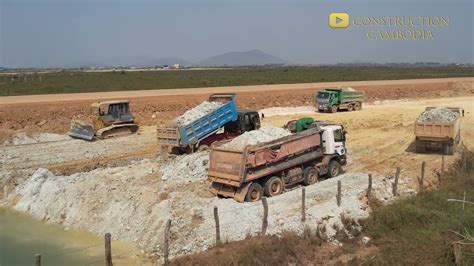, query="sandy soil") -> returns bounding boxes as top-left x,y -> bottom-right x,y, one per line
0,78 -> 472,144
263,96 -> 474,187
